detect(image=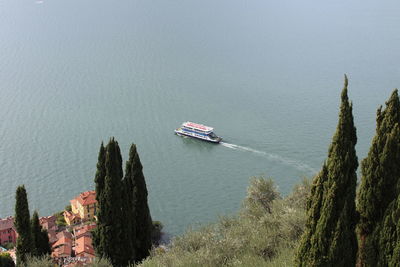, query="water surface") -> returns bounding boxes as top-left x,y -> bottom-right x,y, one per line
0,0 -> 399,235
